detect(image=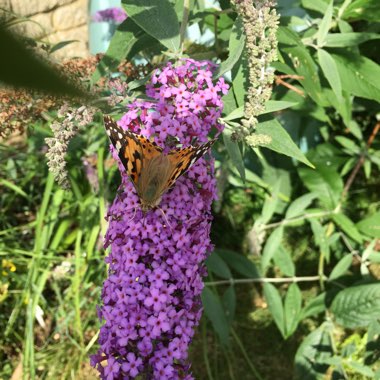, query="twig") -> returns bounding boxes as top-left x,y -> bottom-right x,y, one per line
342,121 -> 380,199
205,275 -> 325,286
275,74 -> 305,97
